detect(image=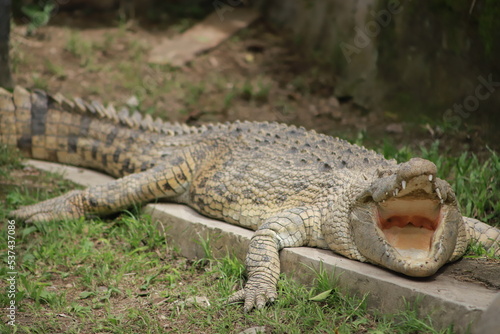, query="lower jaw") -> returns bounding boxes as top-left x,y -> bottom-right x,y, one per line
382,224 -> 435,259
